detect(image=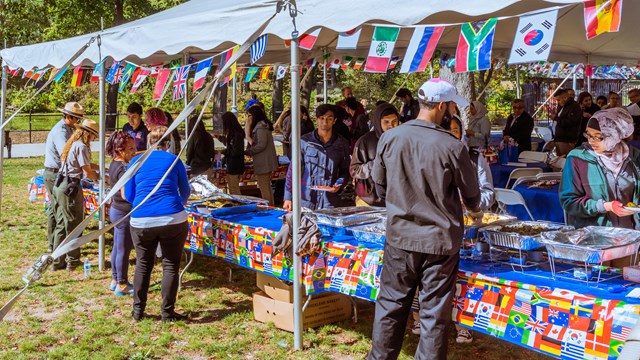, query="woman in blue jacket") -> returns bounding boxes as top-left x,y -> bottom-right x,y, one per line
124,126 -> 190,322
